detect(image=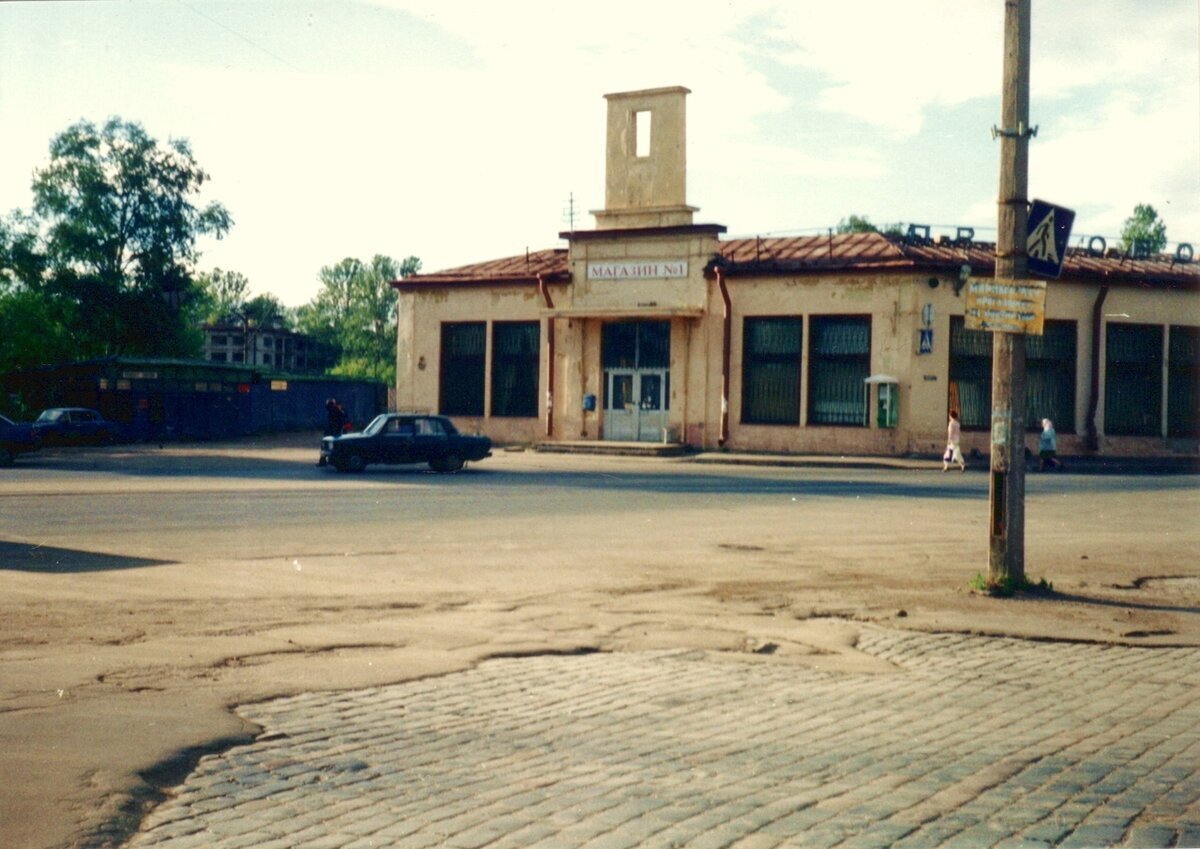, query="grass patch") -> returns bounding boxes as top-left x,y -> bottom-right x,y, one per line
969,572 -> 1055,598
